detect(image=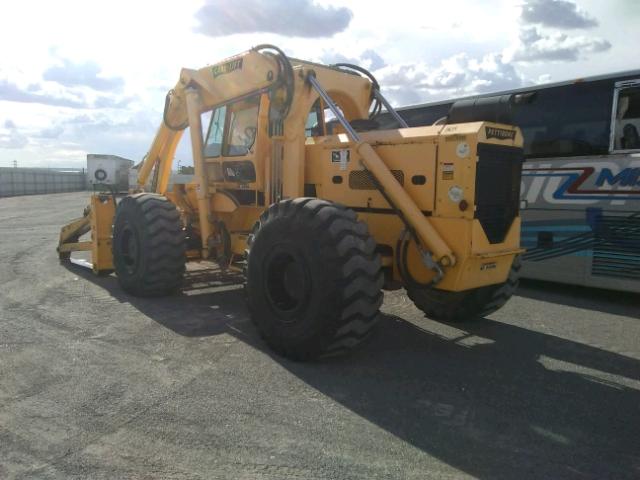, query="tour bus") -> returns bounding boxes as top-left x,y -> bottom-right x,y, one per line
378,70 -> 640,293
